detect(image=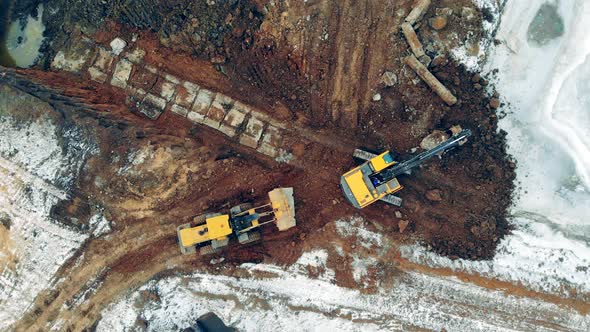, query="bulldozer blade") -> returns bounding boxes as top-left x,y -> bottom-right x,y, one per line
268,187 -> 296,231
353,149 -> 379,161
380,194 -> 403,207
